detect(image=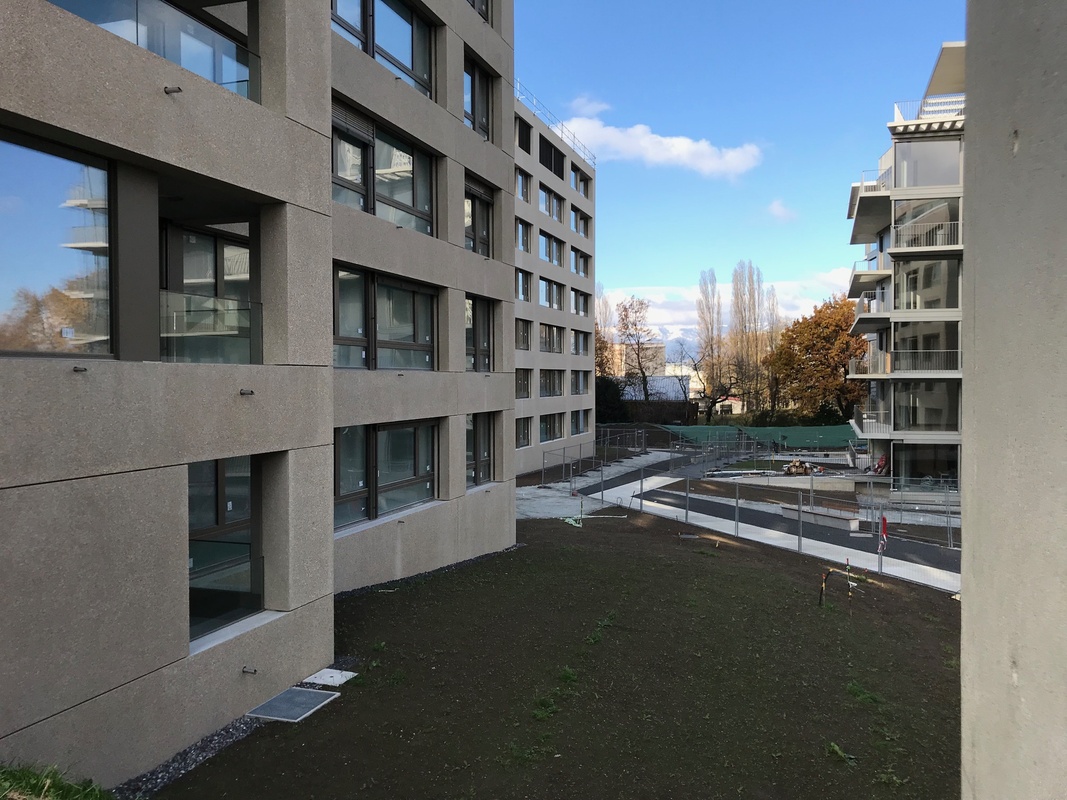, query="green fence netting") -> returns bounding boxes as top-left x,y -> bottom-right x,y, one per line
661,424 -> 855,449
